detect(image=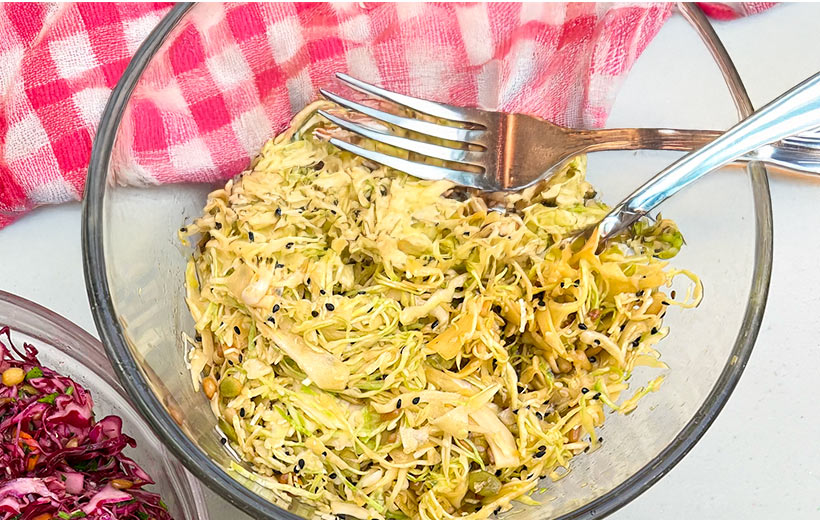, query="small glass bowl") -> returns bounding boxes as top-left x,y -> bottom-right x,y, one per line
0,290 -> 210,520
